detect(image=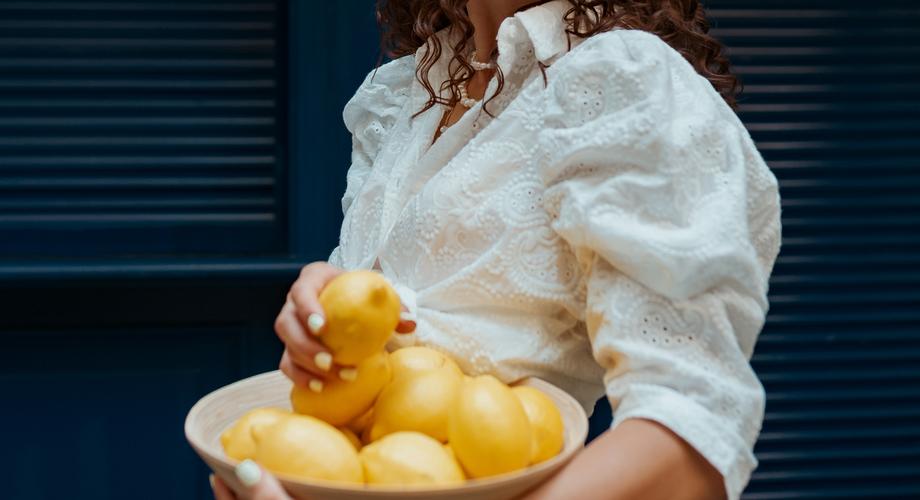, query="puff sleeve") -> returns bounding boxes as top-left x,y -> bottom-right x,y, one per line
339,55 -> 415,217
538,30 -> 782,499
329,55 -> 415,267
